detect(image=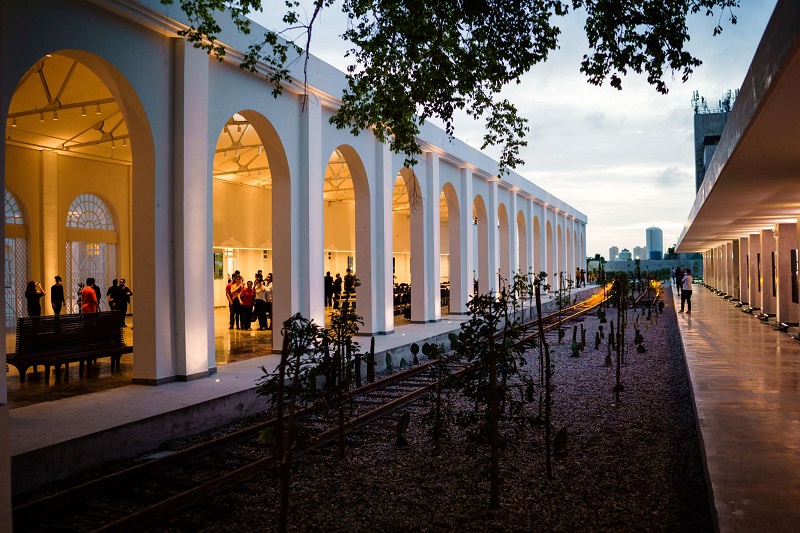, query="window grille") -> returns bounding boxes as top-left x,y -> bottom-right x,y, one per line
66,194 -> 115,230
